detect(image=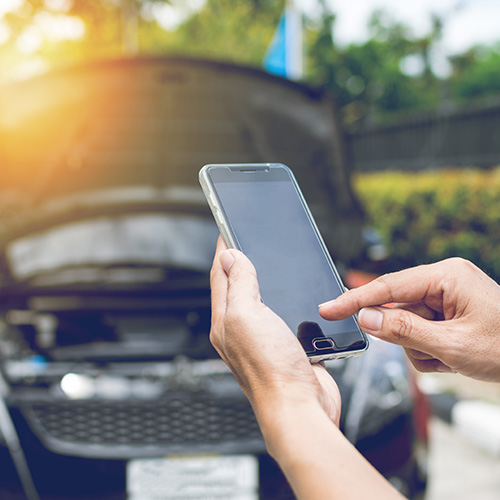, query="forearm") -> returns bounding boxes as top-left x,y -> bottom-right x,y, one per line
253,394 -> 405,500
